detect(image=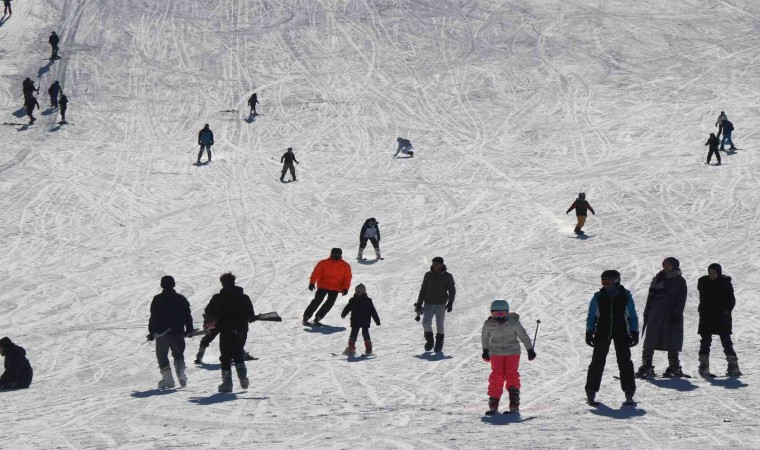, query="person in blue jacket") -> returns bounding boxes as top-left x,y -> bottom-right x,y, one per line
584,270 -> 639,405
197,124 -> 214,164
720,119 -> 736,152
